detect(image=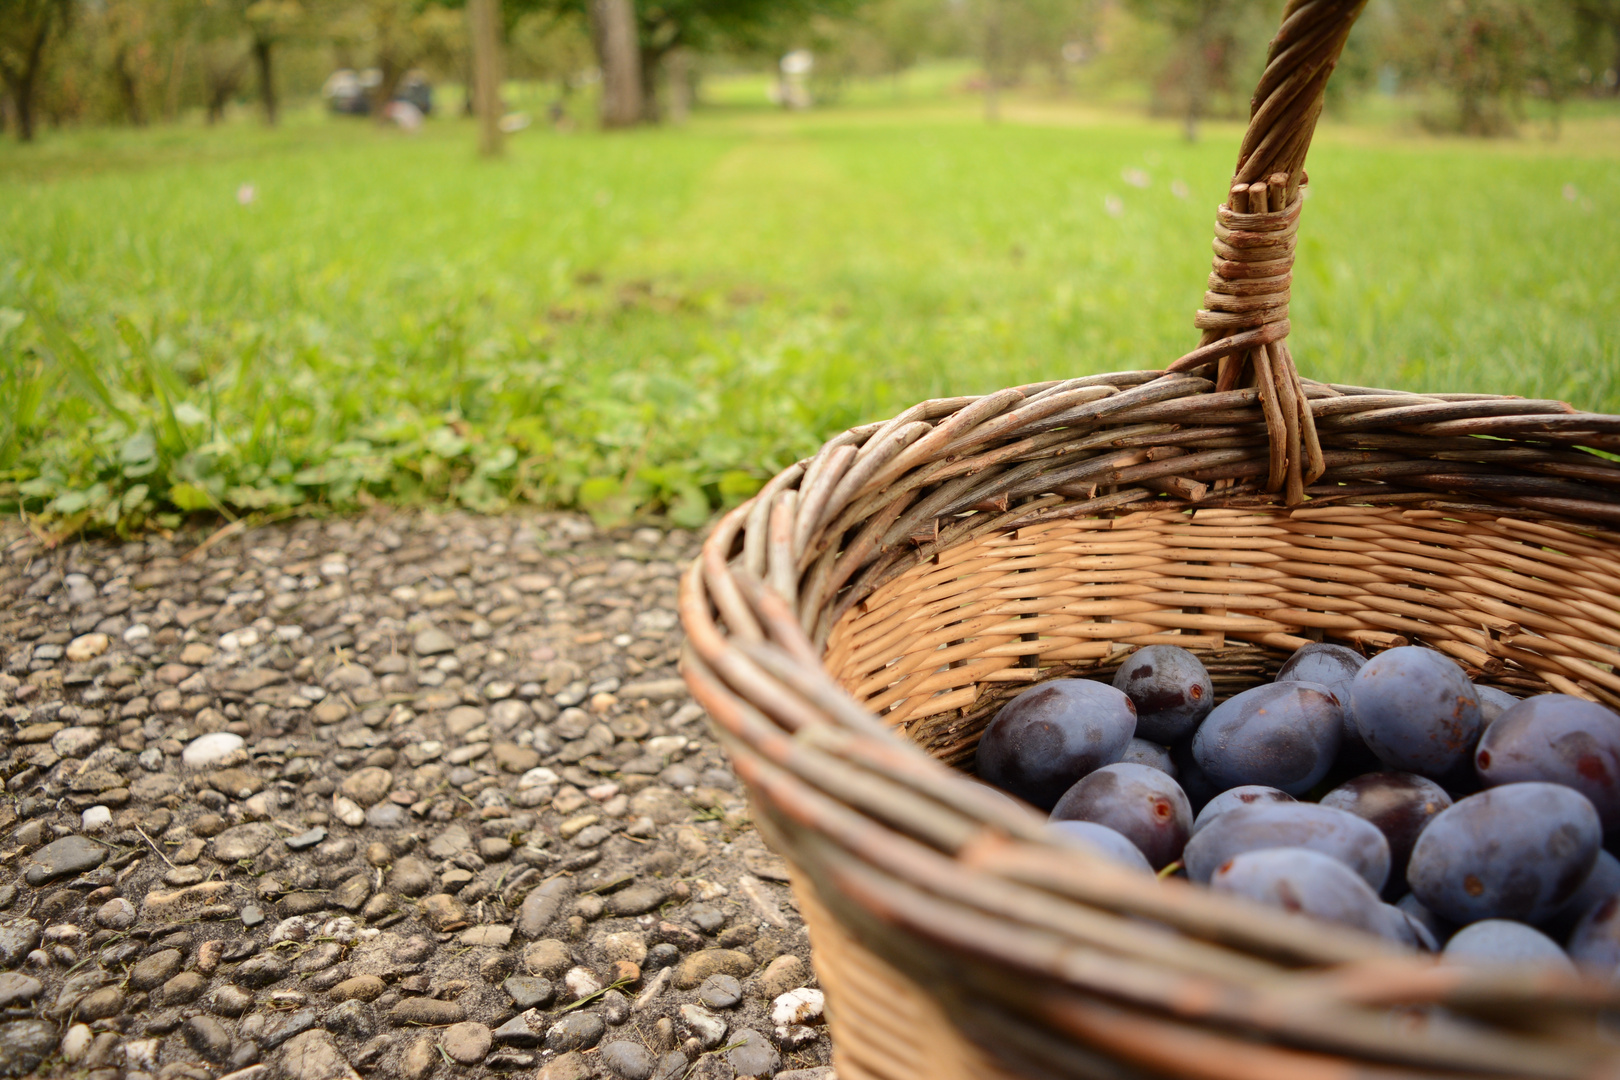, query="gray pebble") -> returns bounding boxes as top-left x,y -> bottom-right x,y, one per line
650,1052 -> 689,1080
211,984 -> 254,1017
607,882 -> 668,916
242,1006 -> 320,1049
0,919 -> 39,971
77,985 -> 124,1019
726,1028 -> 780,1077
502,975 -> 554,1010
232,952 -> 290,988
23,835 -> 106,886
285,828 -> 327,851
182,1015 -> 234,1062
545,1010 -> 605,1052
688,905 -> 726,934
94,897 -> 136,929
414,627 -> 456,656
440,1021 -> 493,1064
600,1040 -> 657,1080
366,802 -> 405,828
129,948 -> 182,990
324,999 -> 376,1040
0,1019 -> 56,1078
698,974 -> 741,1009
492,1010 -> 544,1047
0,973 -> 42,1008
